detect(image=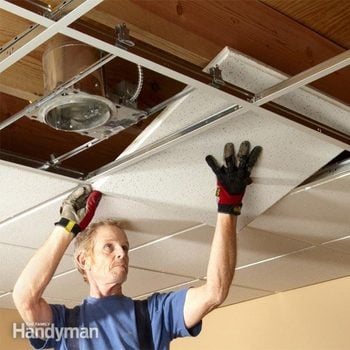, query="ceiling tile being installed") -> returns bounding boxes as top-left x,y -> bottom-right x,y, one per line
98,107 -> 342,229
234,246 -> 350,292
